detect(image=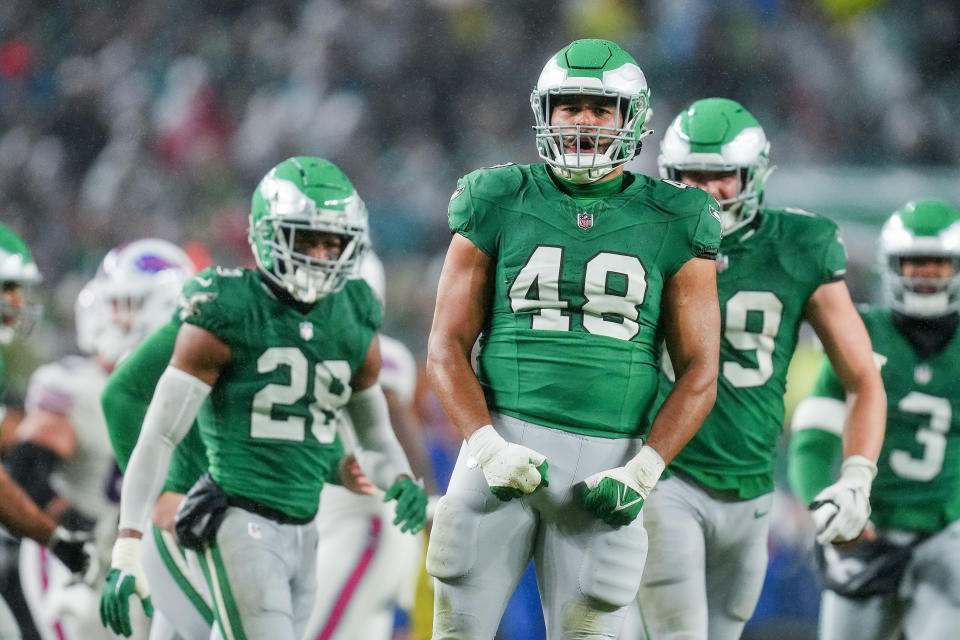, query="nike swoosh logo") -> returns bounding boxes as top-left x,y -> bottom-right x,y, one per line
195,276 -> 212,287
614,484 -> 644,512
753,510 -> 768,519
